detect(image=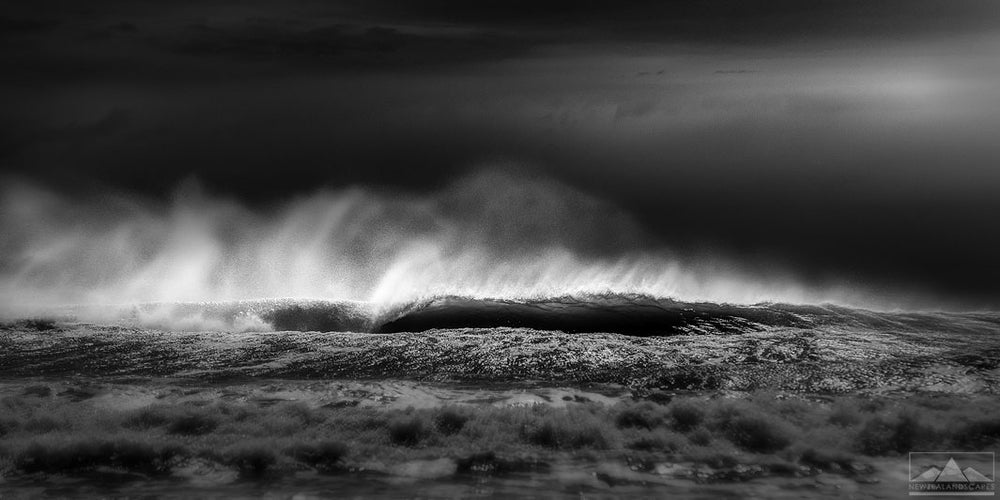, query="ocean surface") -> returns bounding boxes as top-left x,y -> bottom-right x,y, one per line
37,293 -> 1000,336
4,295 -> 999,393
2,295 -> 999,498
